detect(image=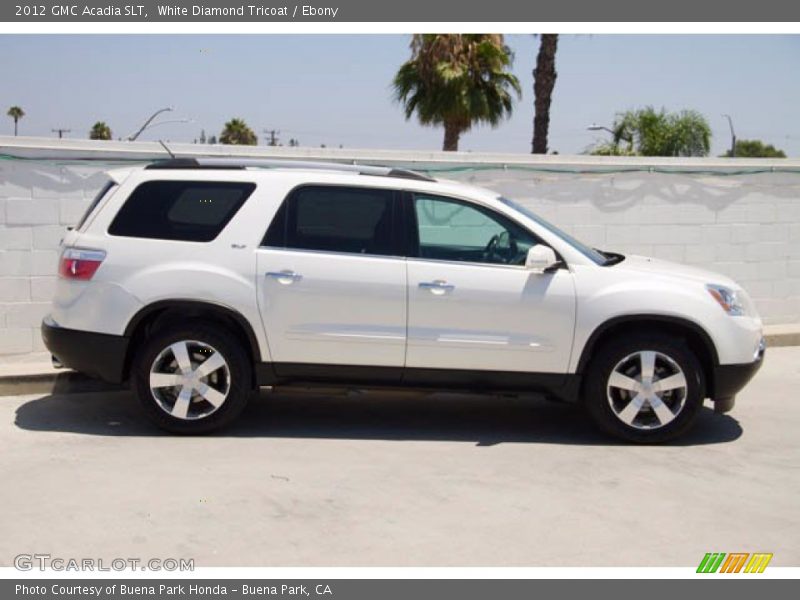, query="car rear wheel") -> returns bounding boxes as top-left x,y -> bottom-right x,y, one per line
584,334 -> 705,443
132,322 -> 252,434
